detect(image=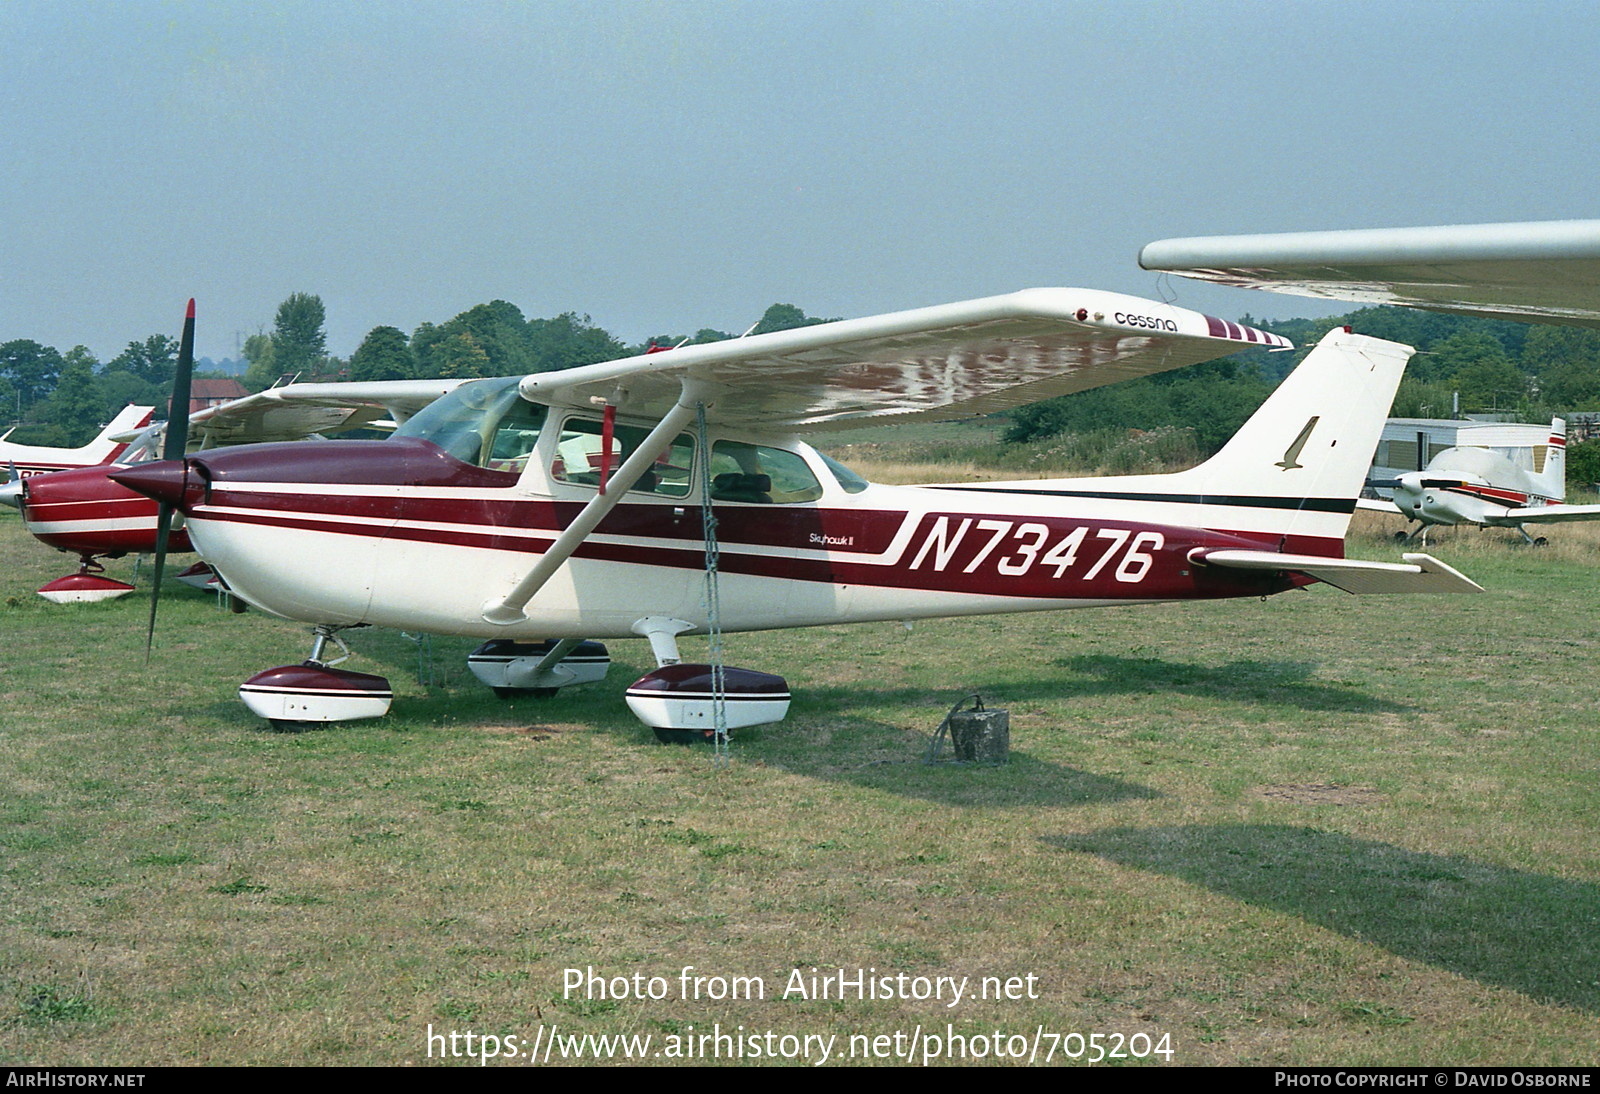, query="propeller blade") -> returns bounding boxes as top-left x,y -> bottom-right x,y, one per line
145,299 -> 195,661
